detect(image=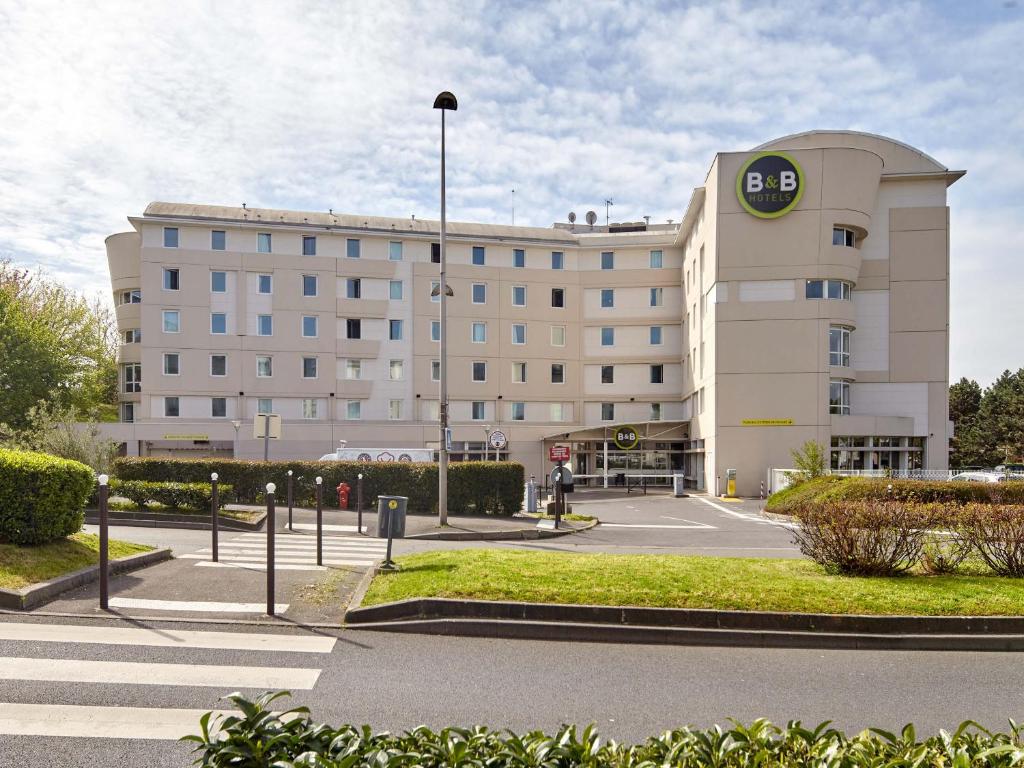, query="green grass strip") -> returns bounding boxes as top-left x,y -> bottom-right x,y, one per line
0,533 -> 153,589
